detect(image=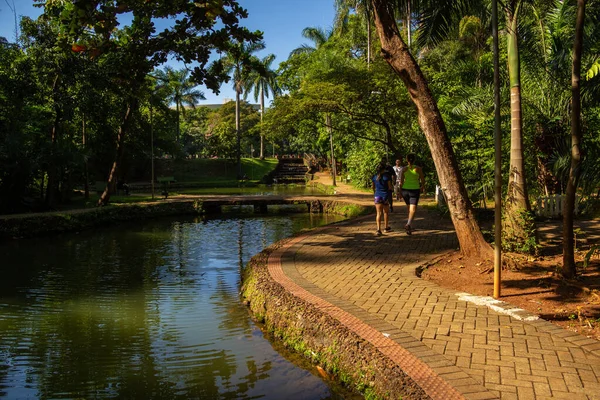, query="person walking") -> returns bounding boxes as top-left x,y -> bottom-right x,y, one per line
393,158 -> 404,200
399,154 -> 425,235
384,162 -> 396,212
372,162 -> 393,236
